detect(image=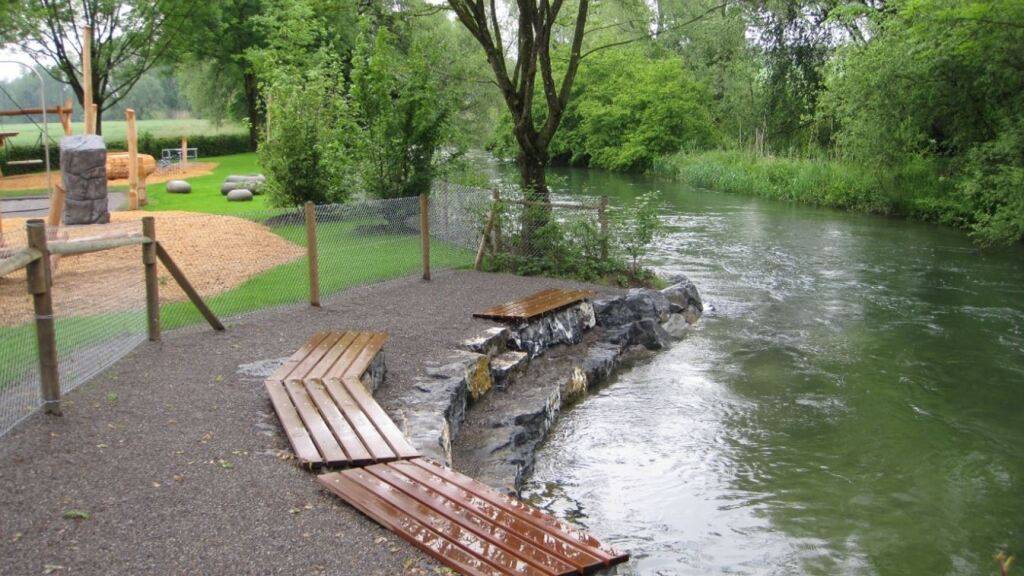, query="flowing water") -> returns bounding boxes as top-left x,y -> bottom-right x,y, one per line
506,166 -> 1024,575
